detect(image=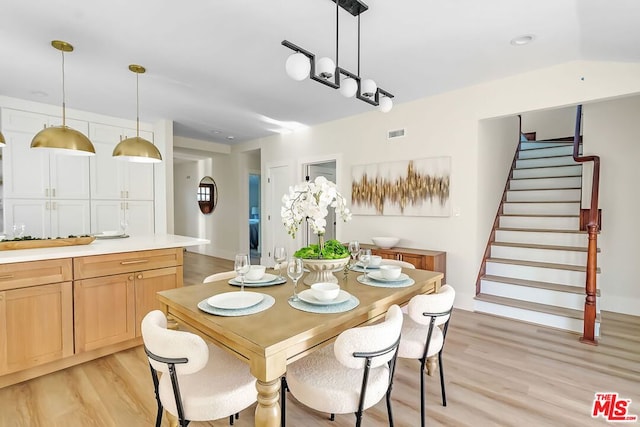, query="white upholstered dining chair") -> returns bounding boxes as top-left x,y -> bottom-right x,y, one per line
141,310 -> 256,427
398,284 -> 455,427
203,270 -> 236,283
281,305 -> 404,427
380,259 -> 416,269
